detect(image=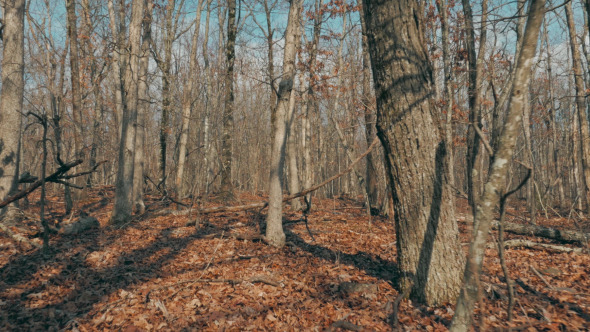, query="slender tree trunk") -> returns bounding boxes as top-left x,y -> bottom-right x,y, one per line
266,0 -> 303,247
363,0 -> 464,305
202,0 -> 214,193
220,0 -> 237,200
565,1 -> 590,215
111,0 -> 145,224
133,0 -> 154,214
463,0 -> 487,213
0,0 -> 25,207
176,0 -> 205,197
66,0 -> 83,161
451,0 -> 545,329
359,0 -> 379,214
436,0 -> 455,191
107,0 -> 126,142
